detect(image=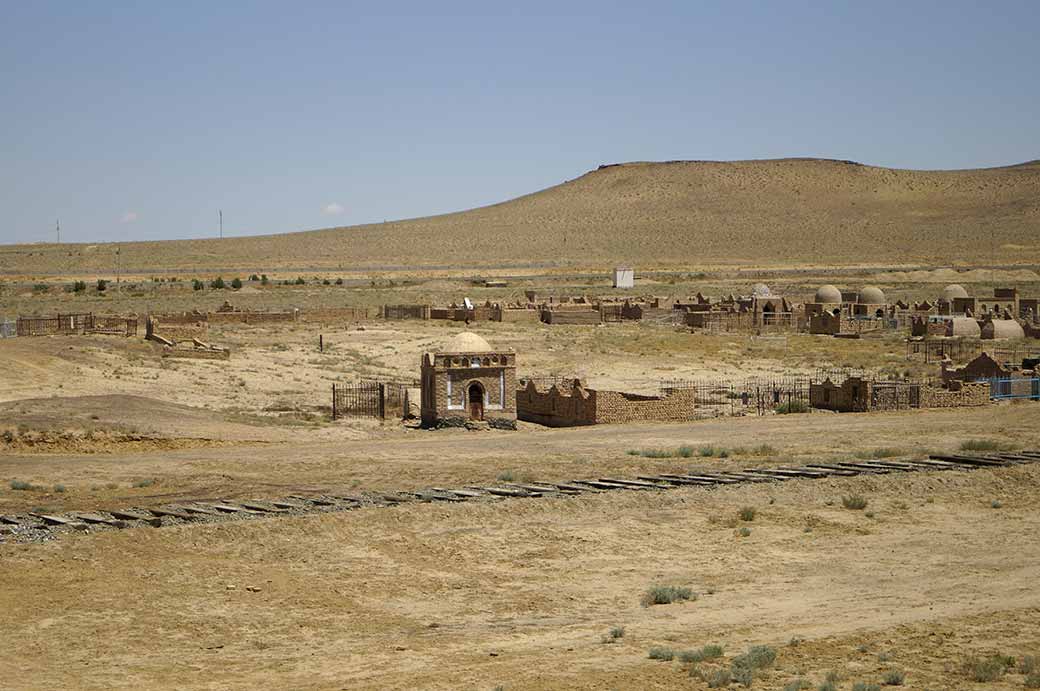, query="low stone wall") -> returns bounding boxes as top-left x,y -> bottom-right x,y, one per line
299,307 -> 370,323
498,308 -> 540,323
541,309 -> 601,325
920,382 -> 990,408
207,309 -> 297,324
146,317 -> 208,344
593,388 -> 697,424
161,347 -> 230,361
